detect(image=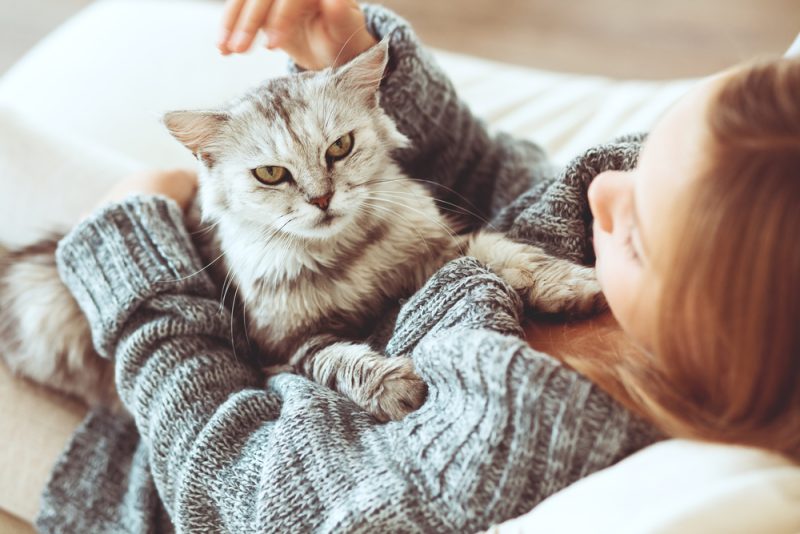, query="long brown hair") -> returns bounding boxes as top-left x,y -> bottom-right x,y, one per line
568,57 -> 800,461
